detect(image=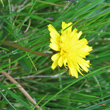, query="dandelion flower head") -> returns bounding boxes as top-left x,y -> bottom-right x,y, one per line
48,21 -> 92,78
